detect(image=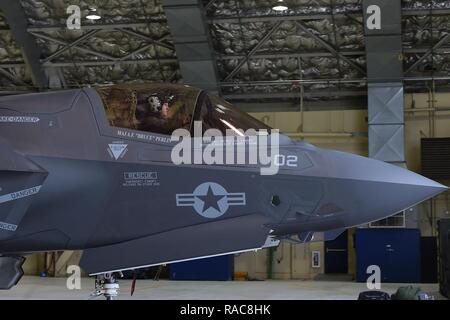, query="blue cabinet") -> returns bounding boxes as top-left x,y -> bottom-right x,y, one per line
355,228 -> 420,283
169,255 -> 234,281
